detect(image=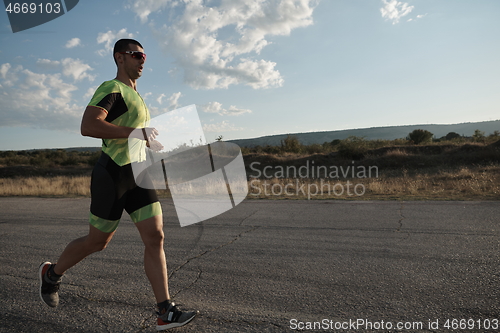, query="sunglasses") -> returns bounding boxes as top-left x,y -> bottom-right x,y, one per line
119,51 -> 146,61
